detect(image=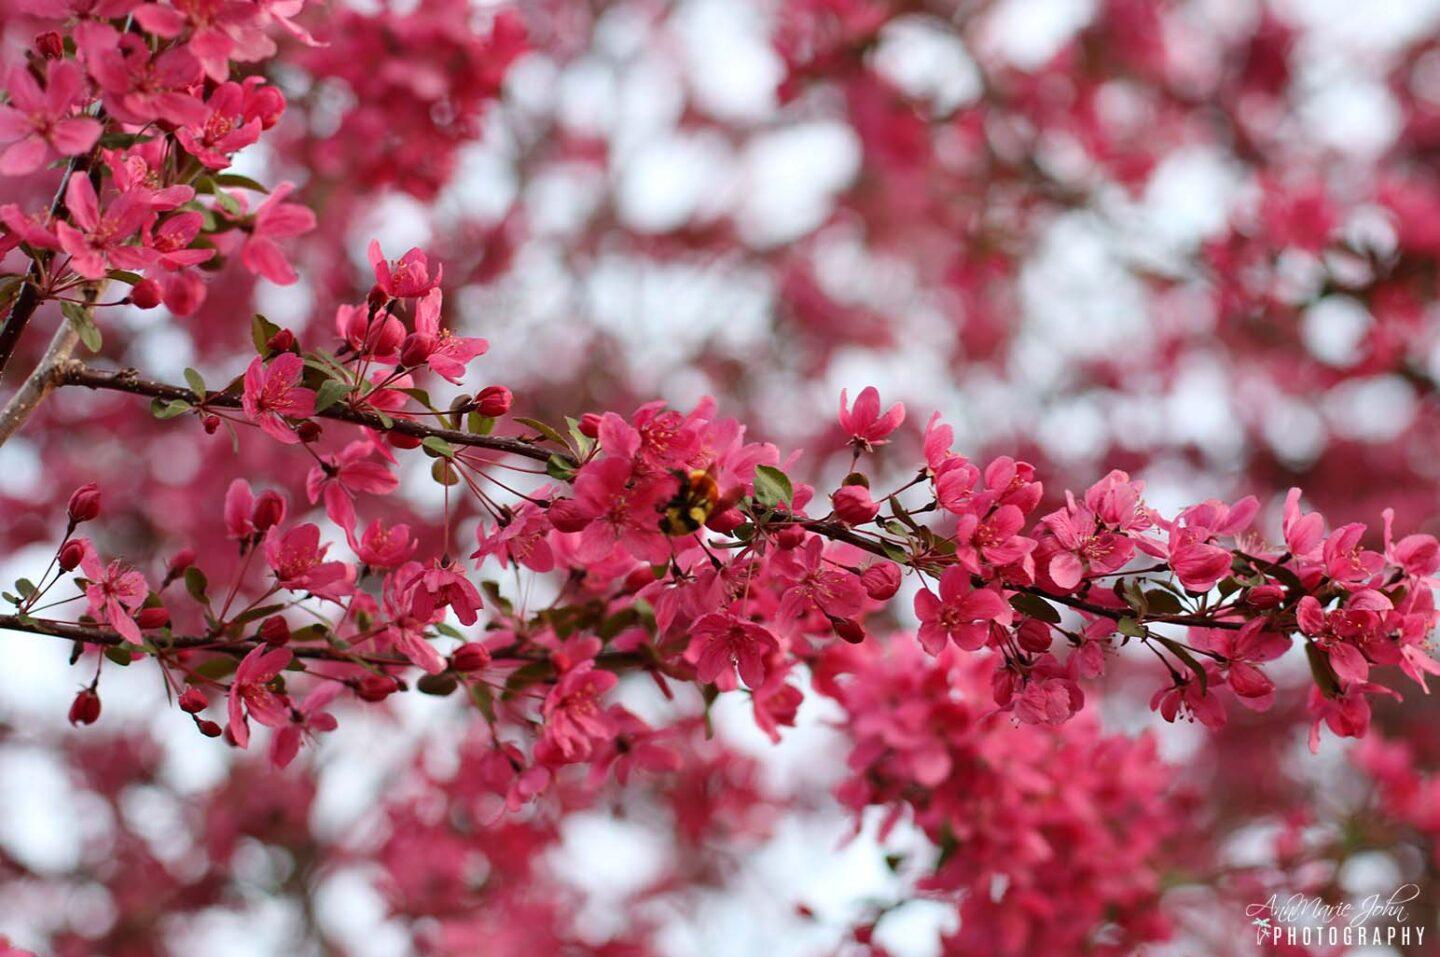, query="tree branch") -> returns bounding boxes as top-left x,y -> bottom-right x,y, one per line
46,365 -> 1244,633
53,363 -> 558,463
0,612 -> 414,666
